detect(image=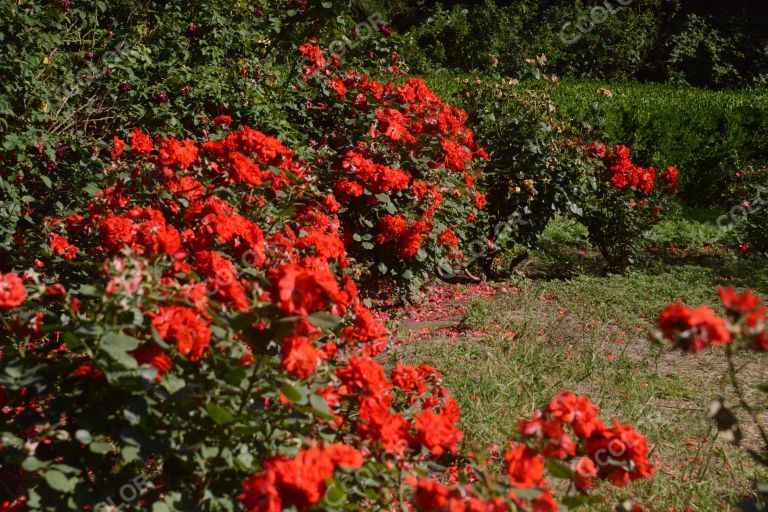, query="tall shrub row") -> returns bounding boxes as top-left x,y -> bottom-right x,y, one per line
0,5 -> 702,511
0,121 -> 656,511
